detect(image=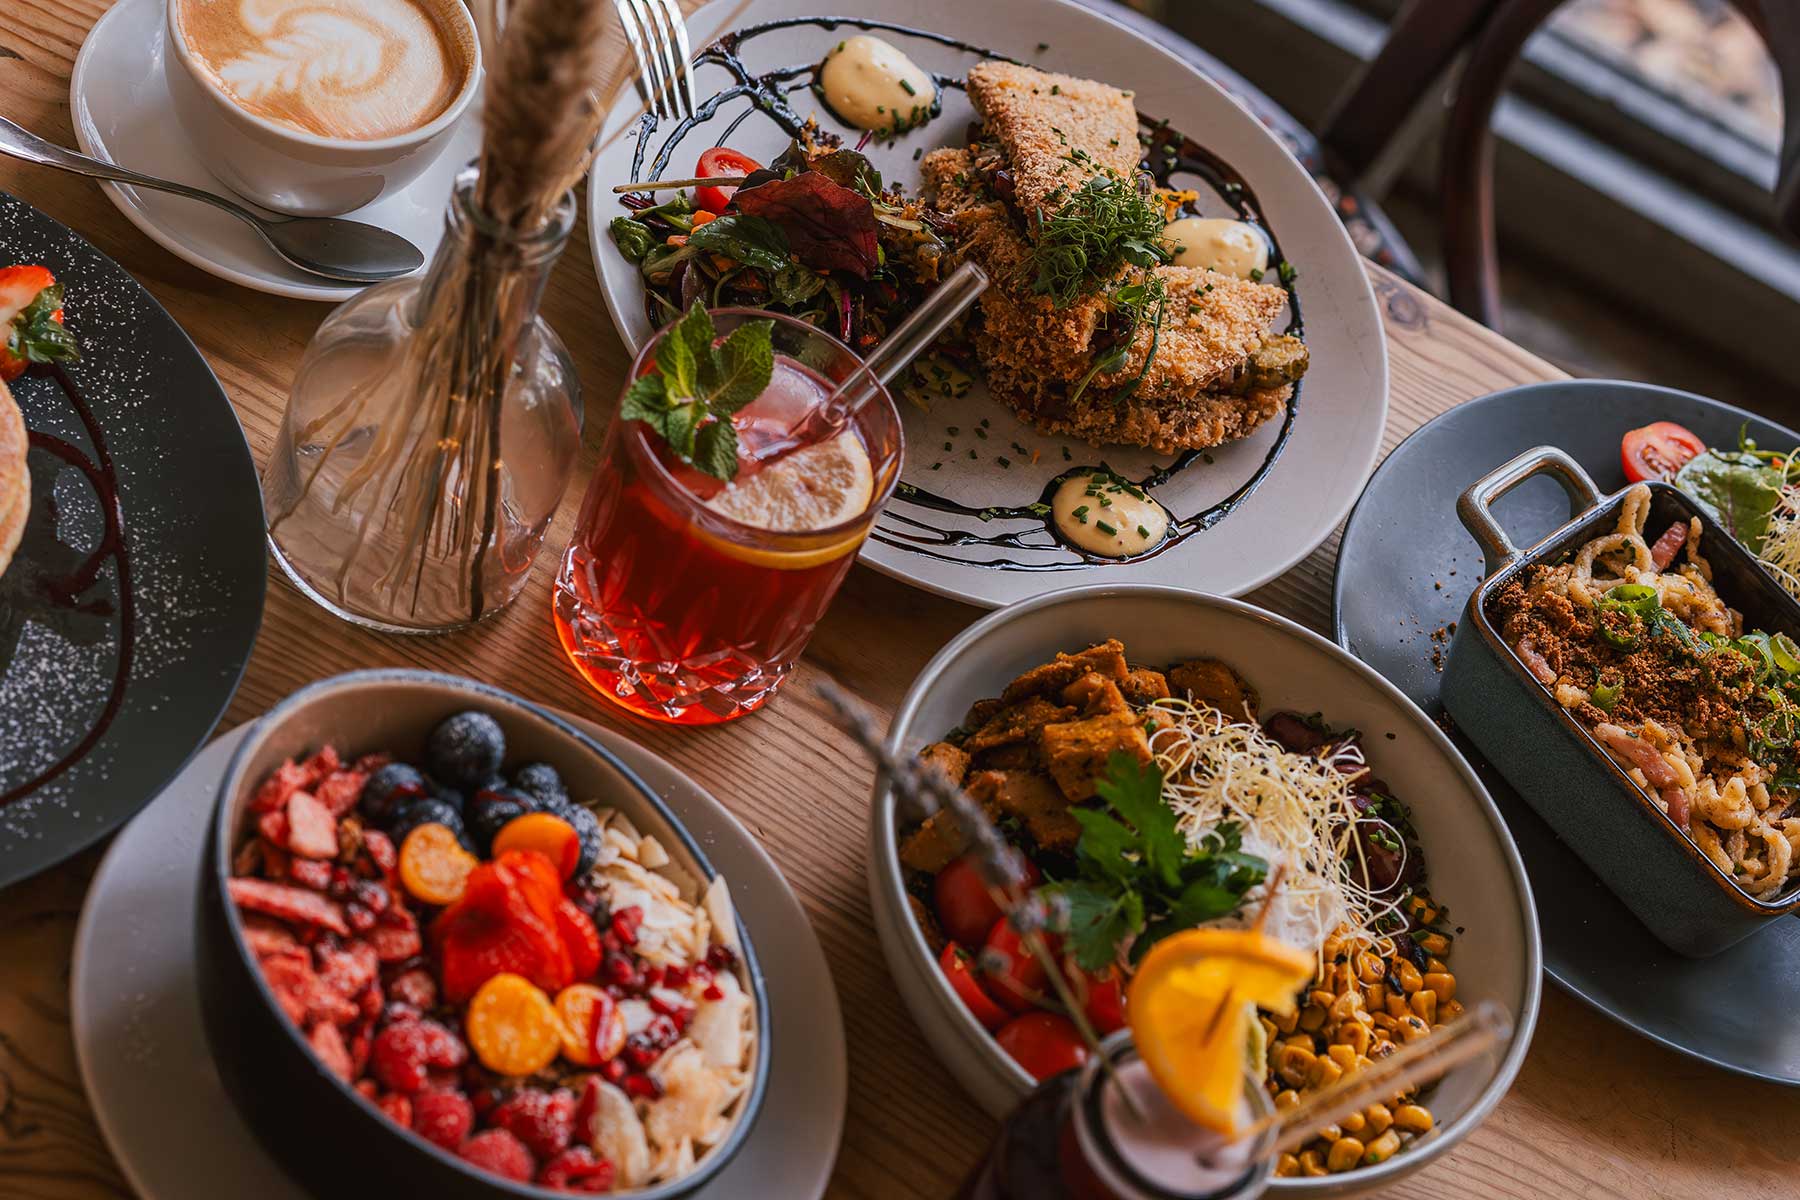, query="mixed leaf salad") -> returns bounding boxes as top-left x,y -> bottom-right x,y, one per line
1622,420 -> 1800,602
610,133 -> 952,352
